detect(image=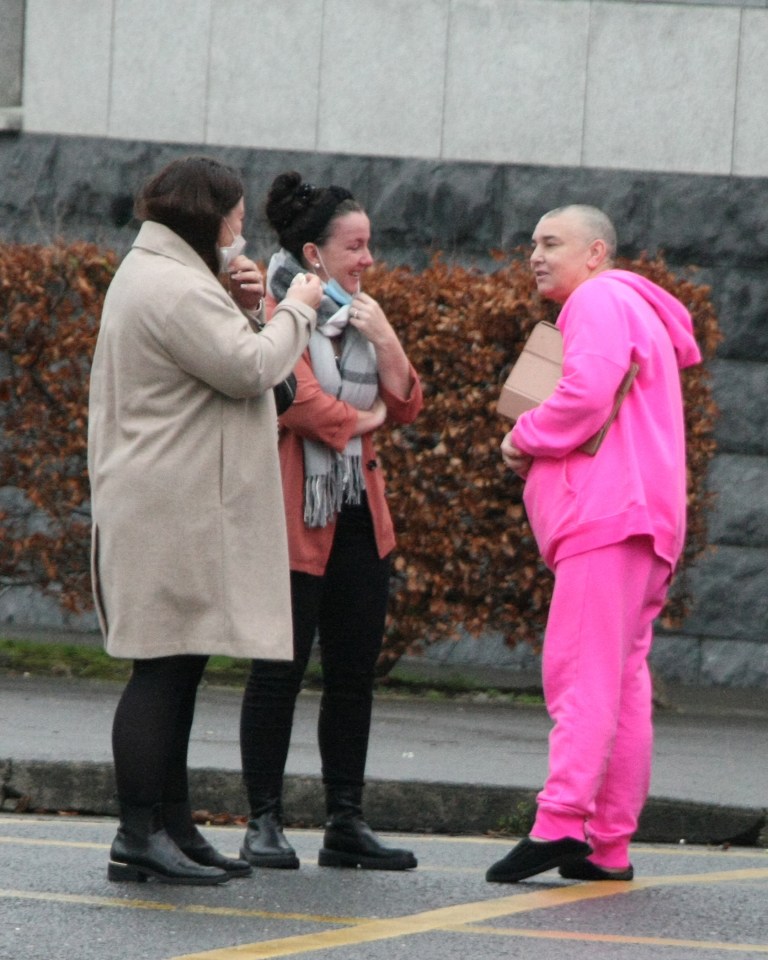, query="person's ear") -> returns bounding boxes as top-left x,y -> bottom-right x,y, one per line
586,238 -> 607,270
303,242 -> 321,270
